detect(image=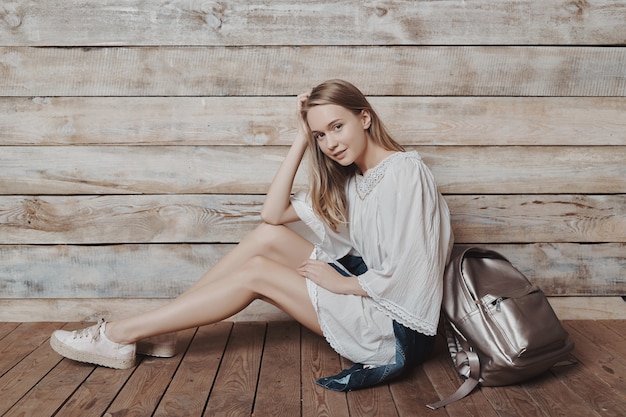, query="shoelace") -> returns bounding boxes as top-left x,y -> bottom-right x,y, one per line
72,318 -> 105,341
